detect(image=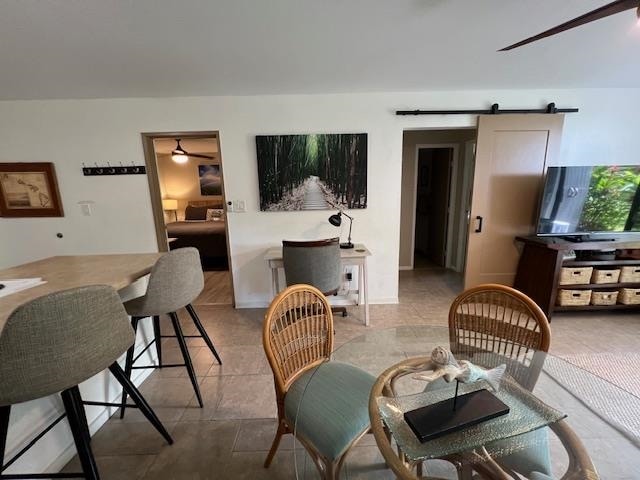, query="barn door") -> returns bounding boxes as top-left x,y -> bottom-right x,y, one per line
464,114 -> 564,289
